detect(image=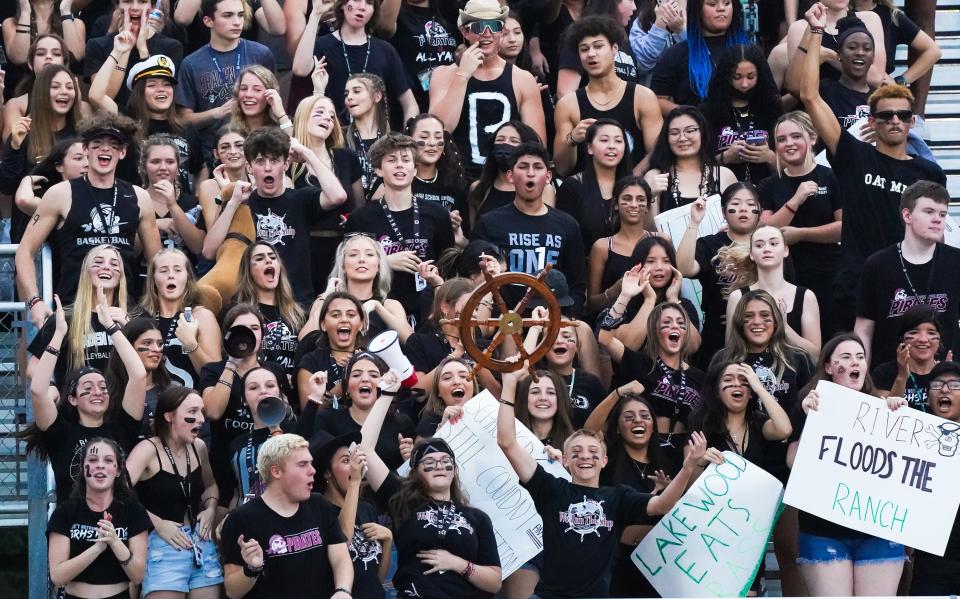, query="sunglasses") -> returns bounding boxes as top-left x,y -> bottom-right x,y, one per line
464,19 -> 504,35
872,110 -> 913,122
